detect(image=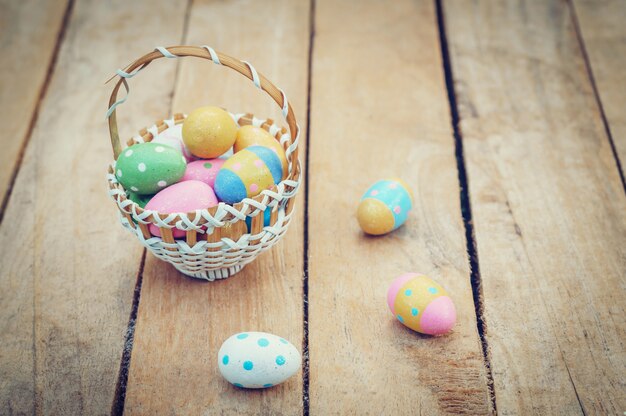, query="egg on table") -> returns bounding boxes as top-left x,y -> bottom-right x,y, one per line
144,180 -> 218,238
387,273 -> 456,335
181,159 -> 225,188
234,125 -> 288,179
357,178 -> 413,235
218,332 -> 301,389
115,142 -> 187,195
214,145 -> 283,204
182,106 -> 238,158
